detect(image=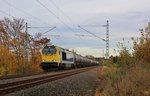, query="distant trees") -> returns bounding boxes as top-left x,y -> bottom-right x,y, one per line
0,17 -> 50,75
